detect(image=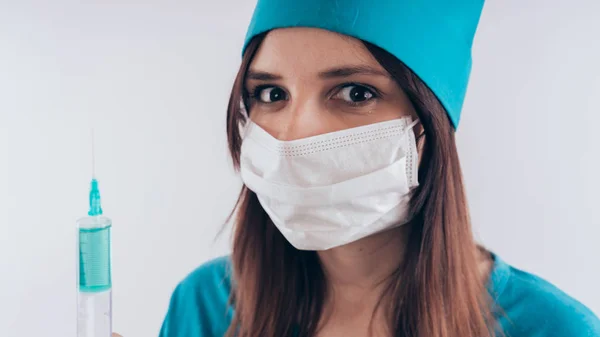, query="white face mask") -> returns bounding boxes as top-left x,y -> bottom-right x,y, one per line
239,117 -> 420,251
